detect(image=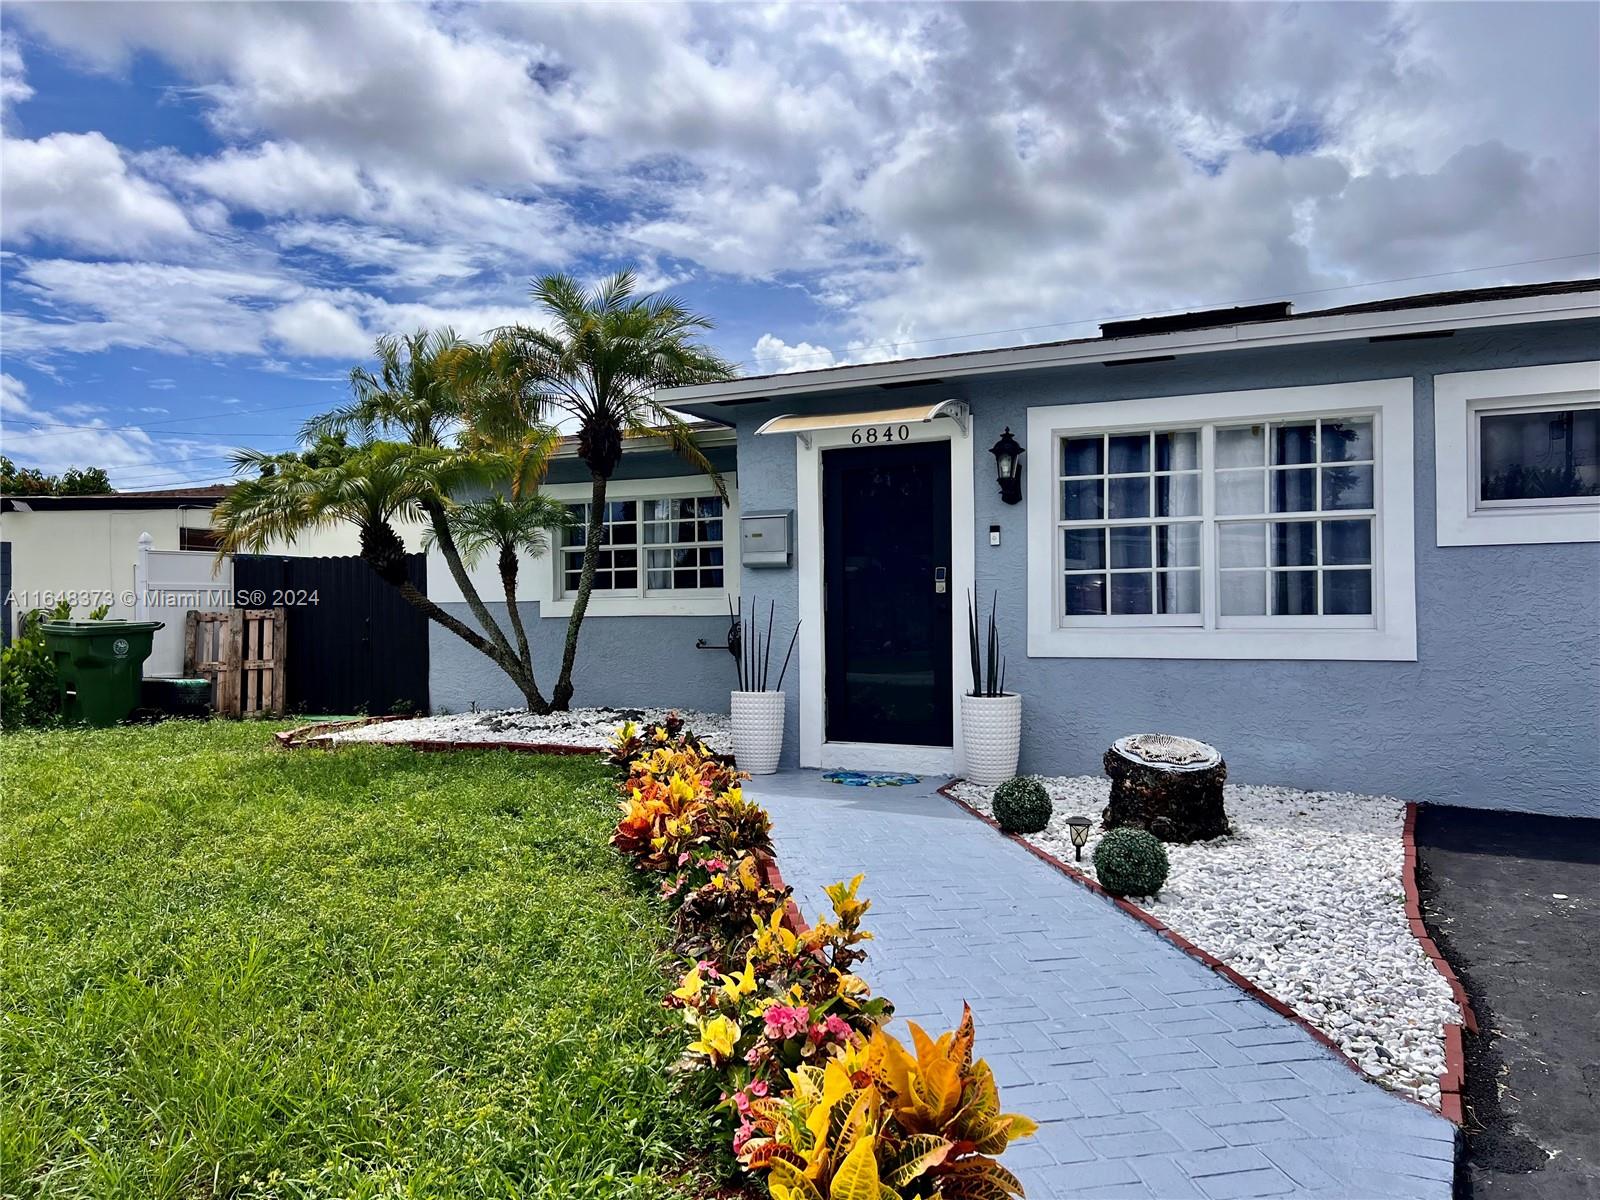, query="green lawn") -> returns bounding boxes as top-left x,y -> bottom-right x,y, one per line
0,721 -> 711,1199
